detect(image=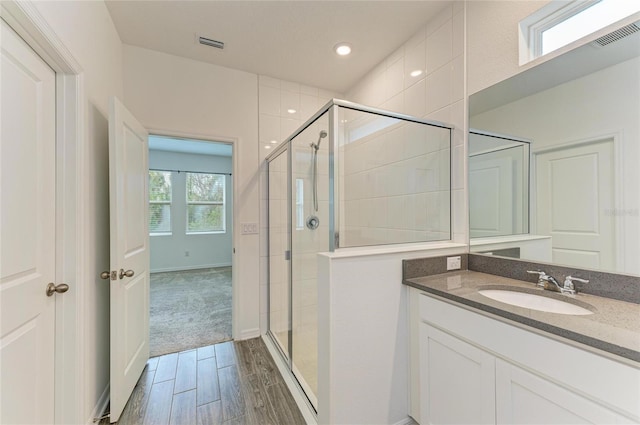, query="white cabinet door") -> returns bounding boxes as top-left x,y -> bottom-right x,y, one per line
419,324 -> 496,424
496,358 -> 624,424
108,97 -> 150,422
0,19 -> 57,425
